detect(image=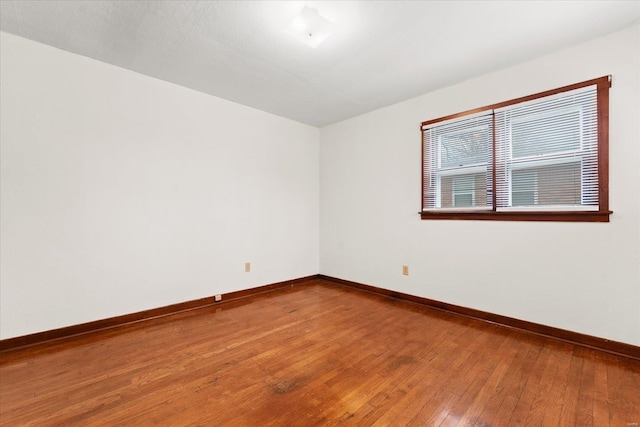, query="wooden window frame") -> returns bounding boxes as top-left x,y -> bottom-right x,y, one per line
420,76 -> 612,222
